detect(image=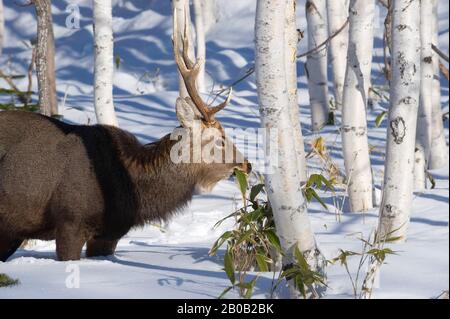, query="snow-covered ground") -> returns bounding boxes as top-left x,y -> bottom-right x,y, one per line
0,0 -> 448,299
